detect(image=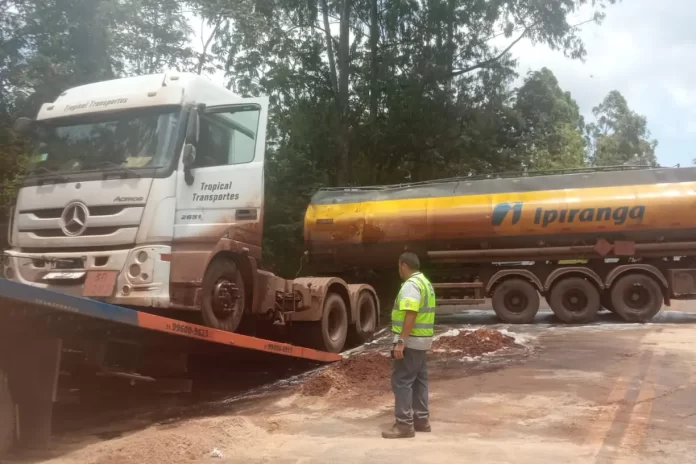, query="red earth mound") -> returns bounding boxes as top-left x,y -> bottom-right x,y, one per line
300,352 -> 391,397
433,328 -> 517,356
300,329 -> 518,398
